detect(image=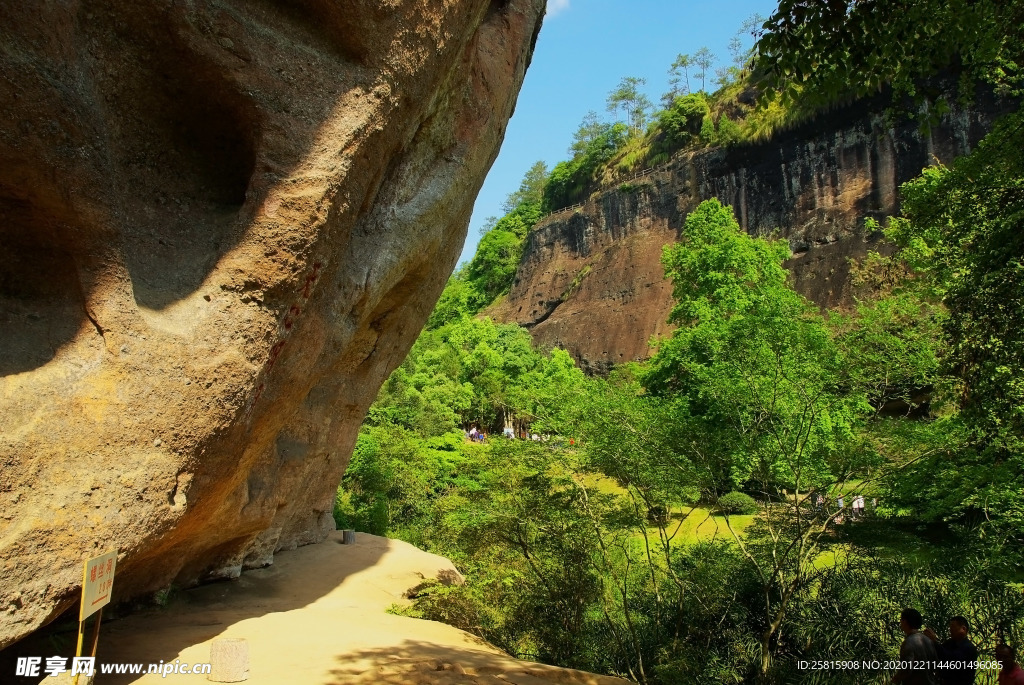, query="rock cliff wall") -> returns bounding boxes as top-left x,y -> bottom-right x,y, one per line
0,0 -> 544,647
491,91 -> 1006,374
